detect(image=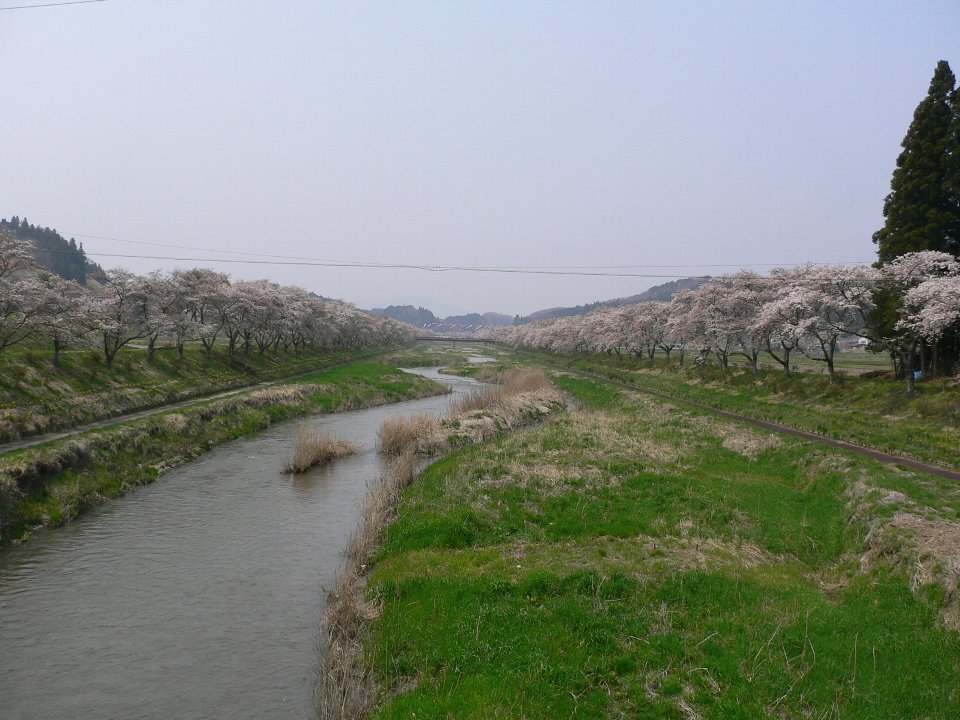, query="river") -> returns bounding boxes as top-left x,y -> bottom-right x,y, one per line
0,367 -> 483,720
